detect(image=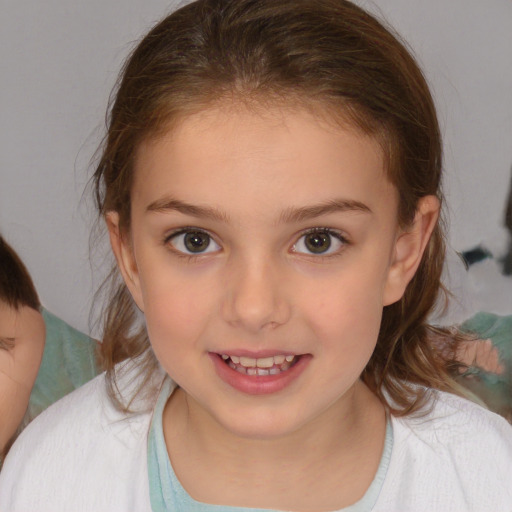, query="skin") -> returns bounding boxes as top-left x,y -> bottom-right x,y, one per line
457,338 -> 504,374
109,103 -> 438,511
0,301 -> 45,453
